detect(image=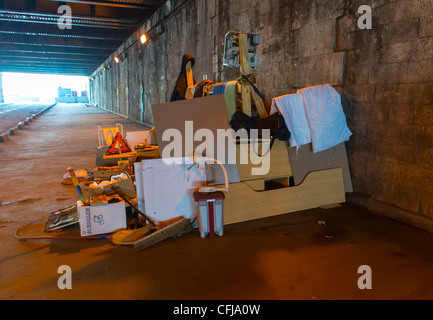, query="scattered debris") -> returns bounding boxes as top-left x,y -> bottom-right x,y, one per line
44,206 -> 79,232
110,225 -> 153,246
93,166 -> 129,179
13,44 -> 353,252
1,198 -> 43,206
15,162 -> 195,250
133,218 -> 193,252
62,169 -> 92,185
68,168 -> 87,205
81,172 -> 136,200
